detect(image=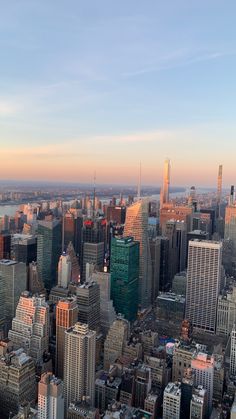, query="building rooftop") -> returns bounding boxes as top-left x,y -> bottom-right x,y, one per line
164,382 -> 181,396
